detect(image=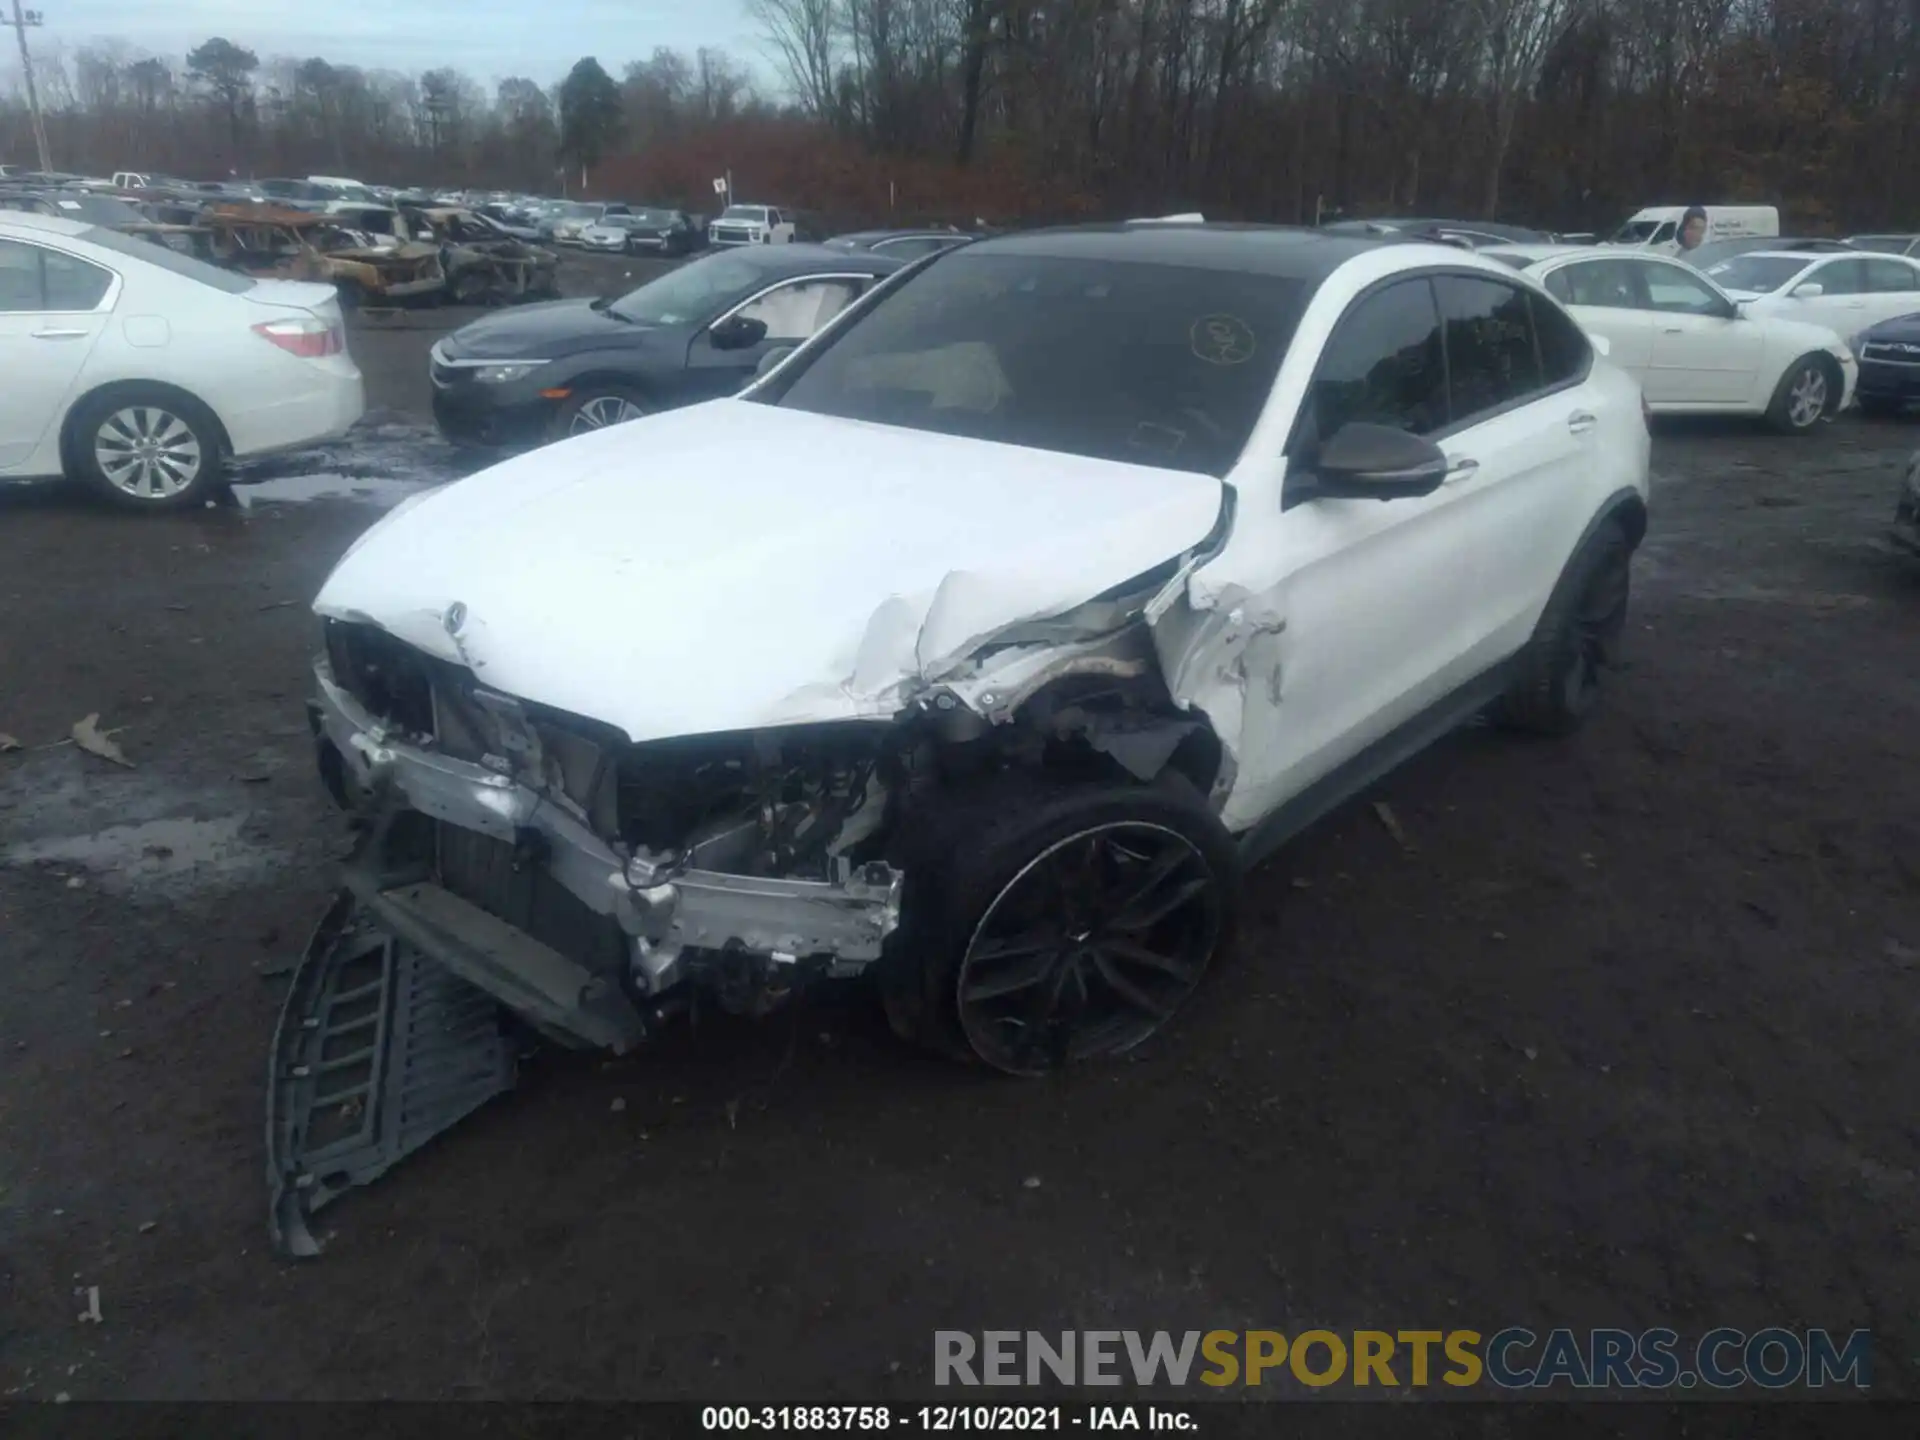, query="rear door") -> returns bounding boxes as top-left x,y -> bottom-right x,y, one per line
0,236 -> 116,473
1635,257 -> 1764,404
1541,258 -> 1655,384
1431,273 -> 1598,659
1860,256 -> 1920,329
